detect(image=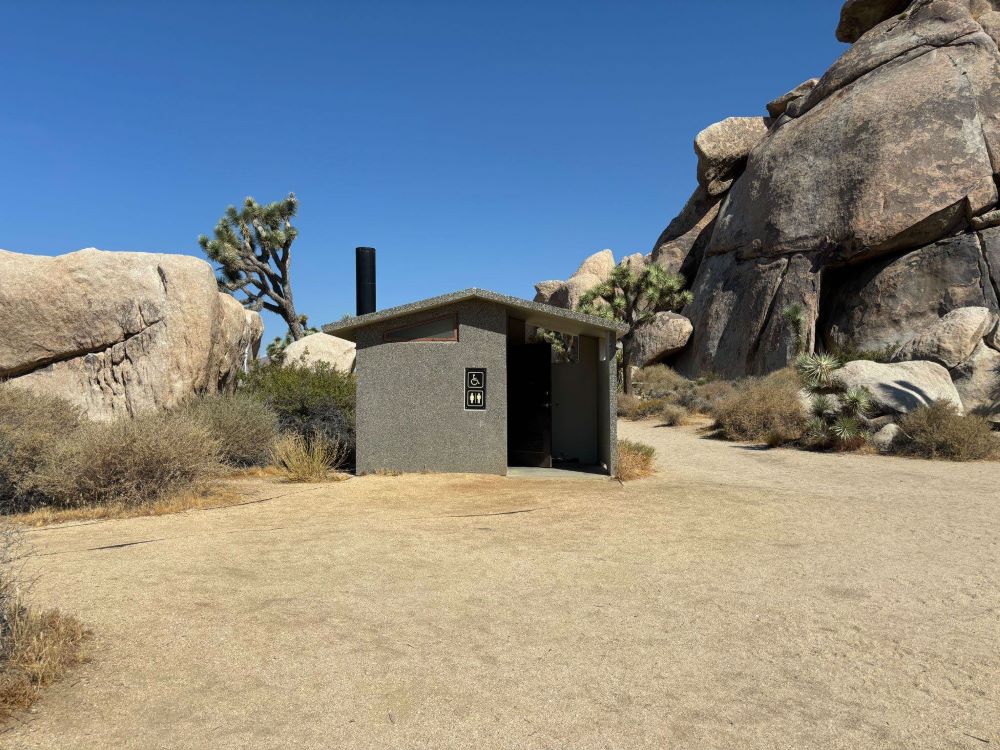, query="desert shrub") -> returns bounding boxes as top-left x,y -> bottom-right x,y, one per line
271,432 -> 349,482
0,387 -> 81,512
617,439 -> 656,481
32,412 -> 220,508
182,393 -> 279,467
895,402 -> 998,461
711,368 -> 806,444
0,526 -> 87,721
658,403 -> 689,426
241,361 -> 356,452
675,379 -> 737,415
795,354 -> 876,451
617,394 -> 669,421
633,366 -> 735,415
634,365 -> 688,399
